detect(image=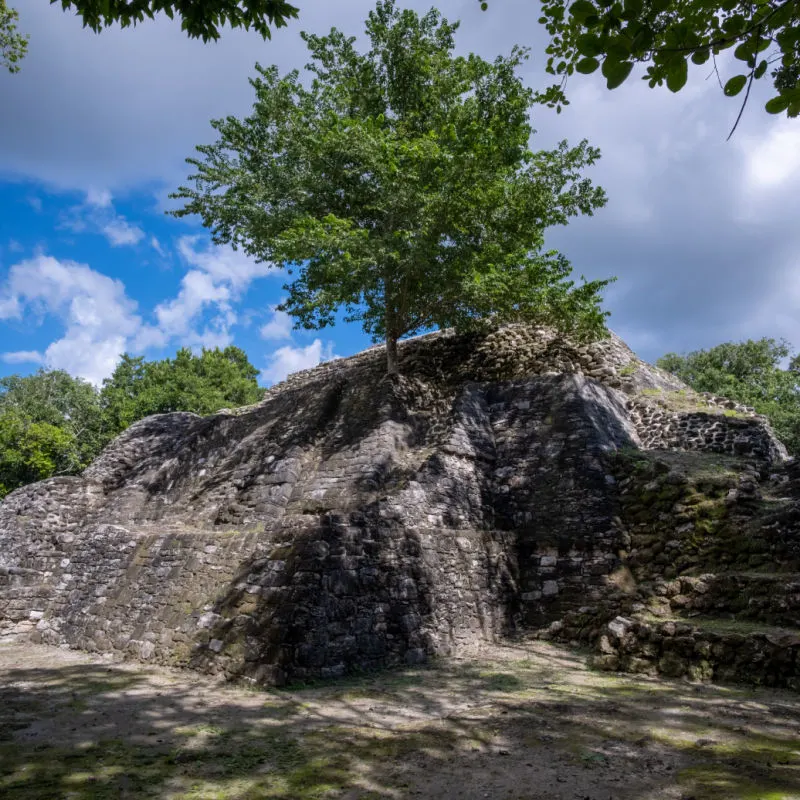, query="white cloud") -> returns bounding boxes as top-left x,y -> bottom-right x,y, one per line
102,217 -> 145,246
150,236 -> 165,256
26,196 -> 42,212
45,333 -> 128,384
134,236 -> 277,351
7,240 -> 23,253
59,193 -> 146,248
186,325 -> 234,352
1,350 -> 44,365
261,339 -> 337,385
85,188 -> 112,208
0,294 -> 21,319
260,305 -> 293,341
0,254 -> 142,384
152,269 -> 230,340
177,236 -> 276,290
740,120 -> 800,192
